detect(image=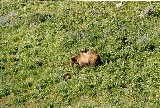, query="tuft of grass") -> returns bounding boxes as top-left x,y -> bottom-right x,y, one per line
0,1 -> 160,108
